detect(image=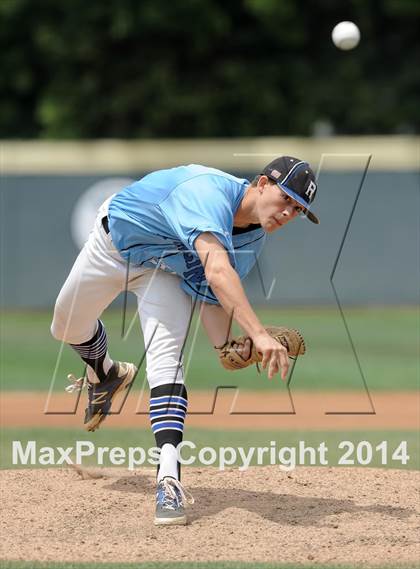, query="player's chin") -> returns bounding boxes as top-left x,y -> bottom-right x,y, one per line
264,219 -> 282,233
